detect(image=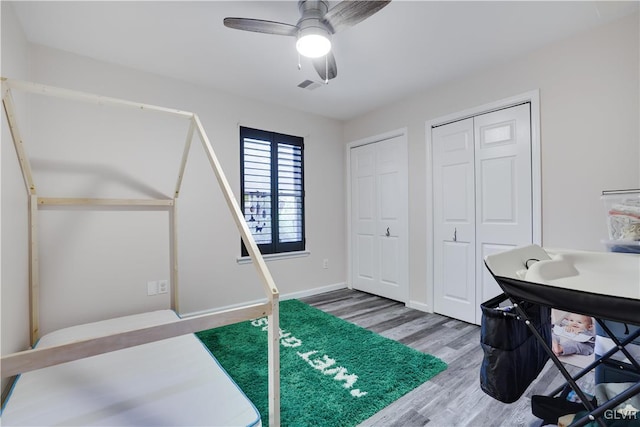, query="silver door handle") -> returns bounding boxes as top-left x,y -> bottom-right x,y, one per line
453,228 -> 457,242
386,227 -> 390,237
